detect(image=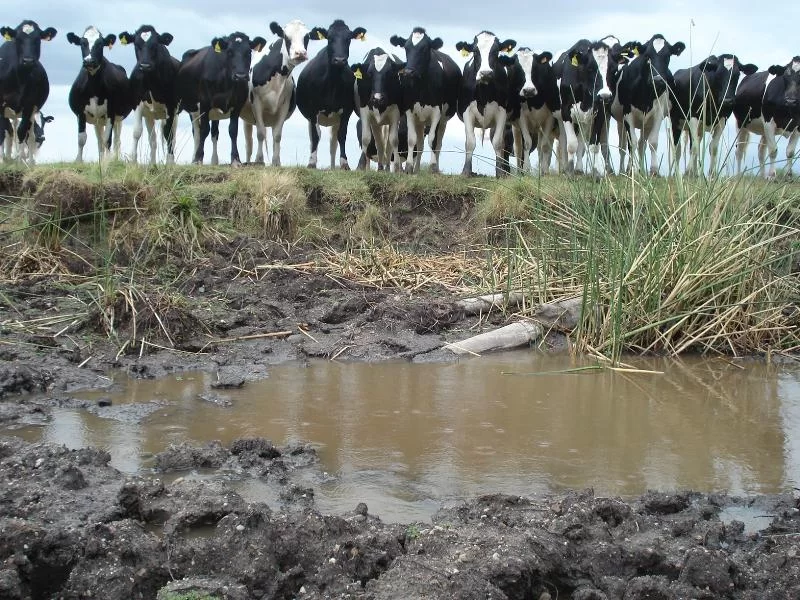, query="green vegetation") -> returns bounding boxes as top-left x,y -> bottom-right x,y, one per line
1,161 -> 798,362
